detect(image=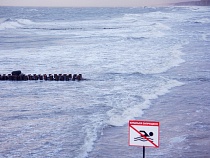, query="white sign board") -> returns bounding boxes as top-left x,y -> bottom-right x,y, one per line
129,120 -> 160,148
